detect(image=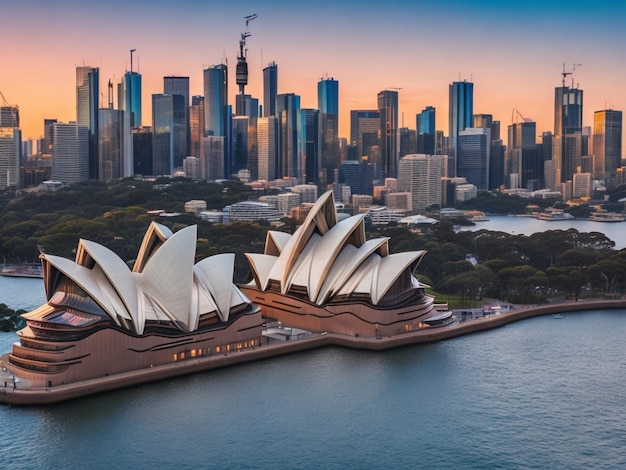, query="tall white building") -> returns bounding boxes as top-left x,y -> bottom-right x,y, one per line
0,127 -> 21,188
398,154 -> 444,212
52,123 -> 89,183
257,116 -> 277,181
